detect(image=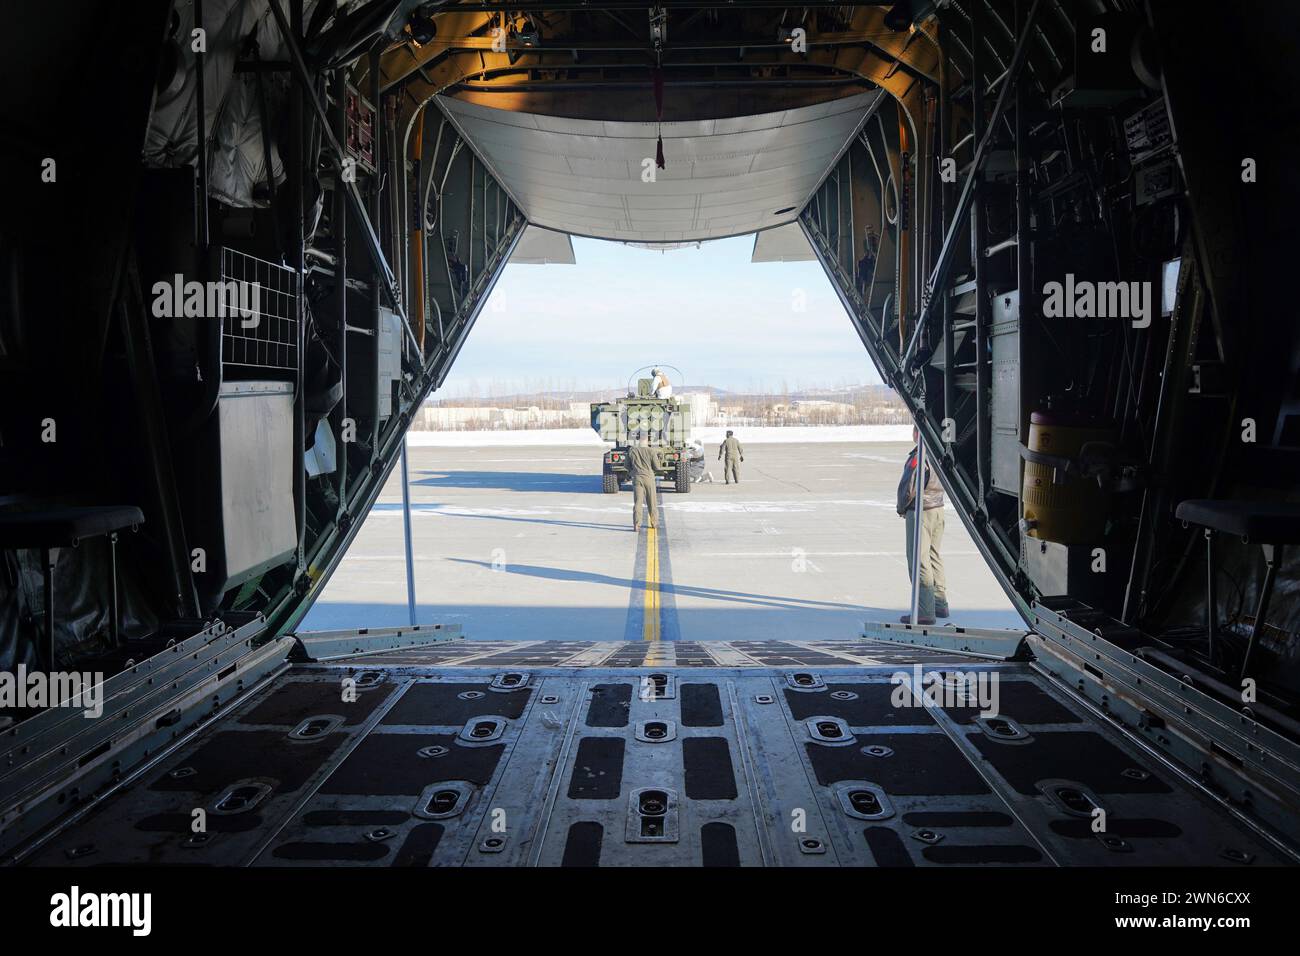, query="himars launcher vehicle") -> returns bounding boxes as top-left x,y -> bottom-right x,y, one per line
591,375 -> 692,494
